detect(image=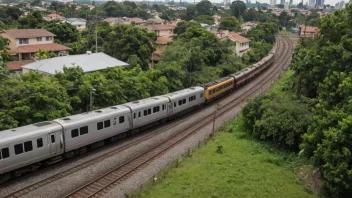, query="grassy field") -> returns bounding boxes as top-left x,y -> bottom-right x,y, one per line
279,29 -> 292,35
137,71 -> 316,198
